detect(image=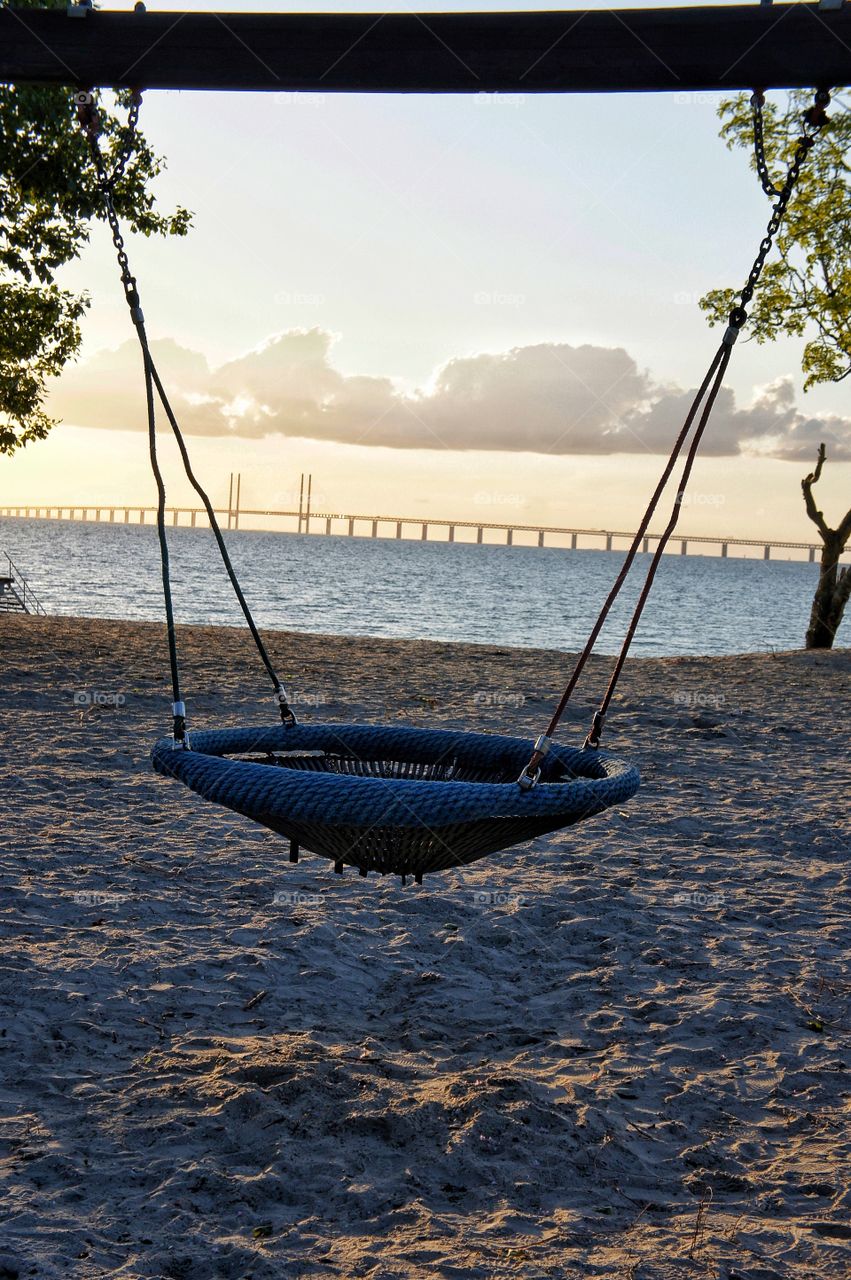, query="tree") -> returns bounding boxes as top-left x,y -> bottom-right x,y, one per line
702,92 -> 850,649
801,444 -> 851,649
700,89 -> 851,389
0,0 -> 190,456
